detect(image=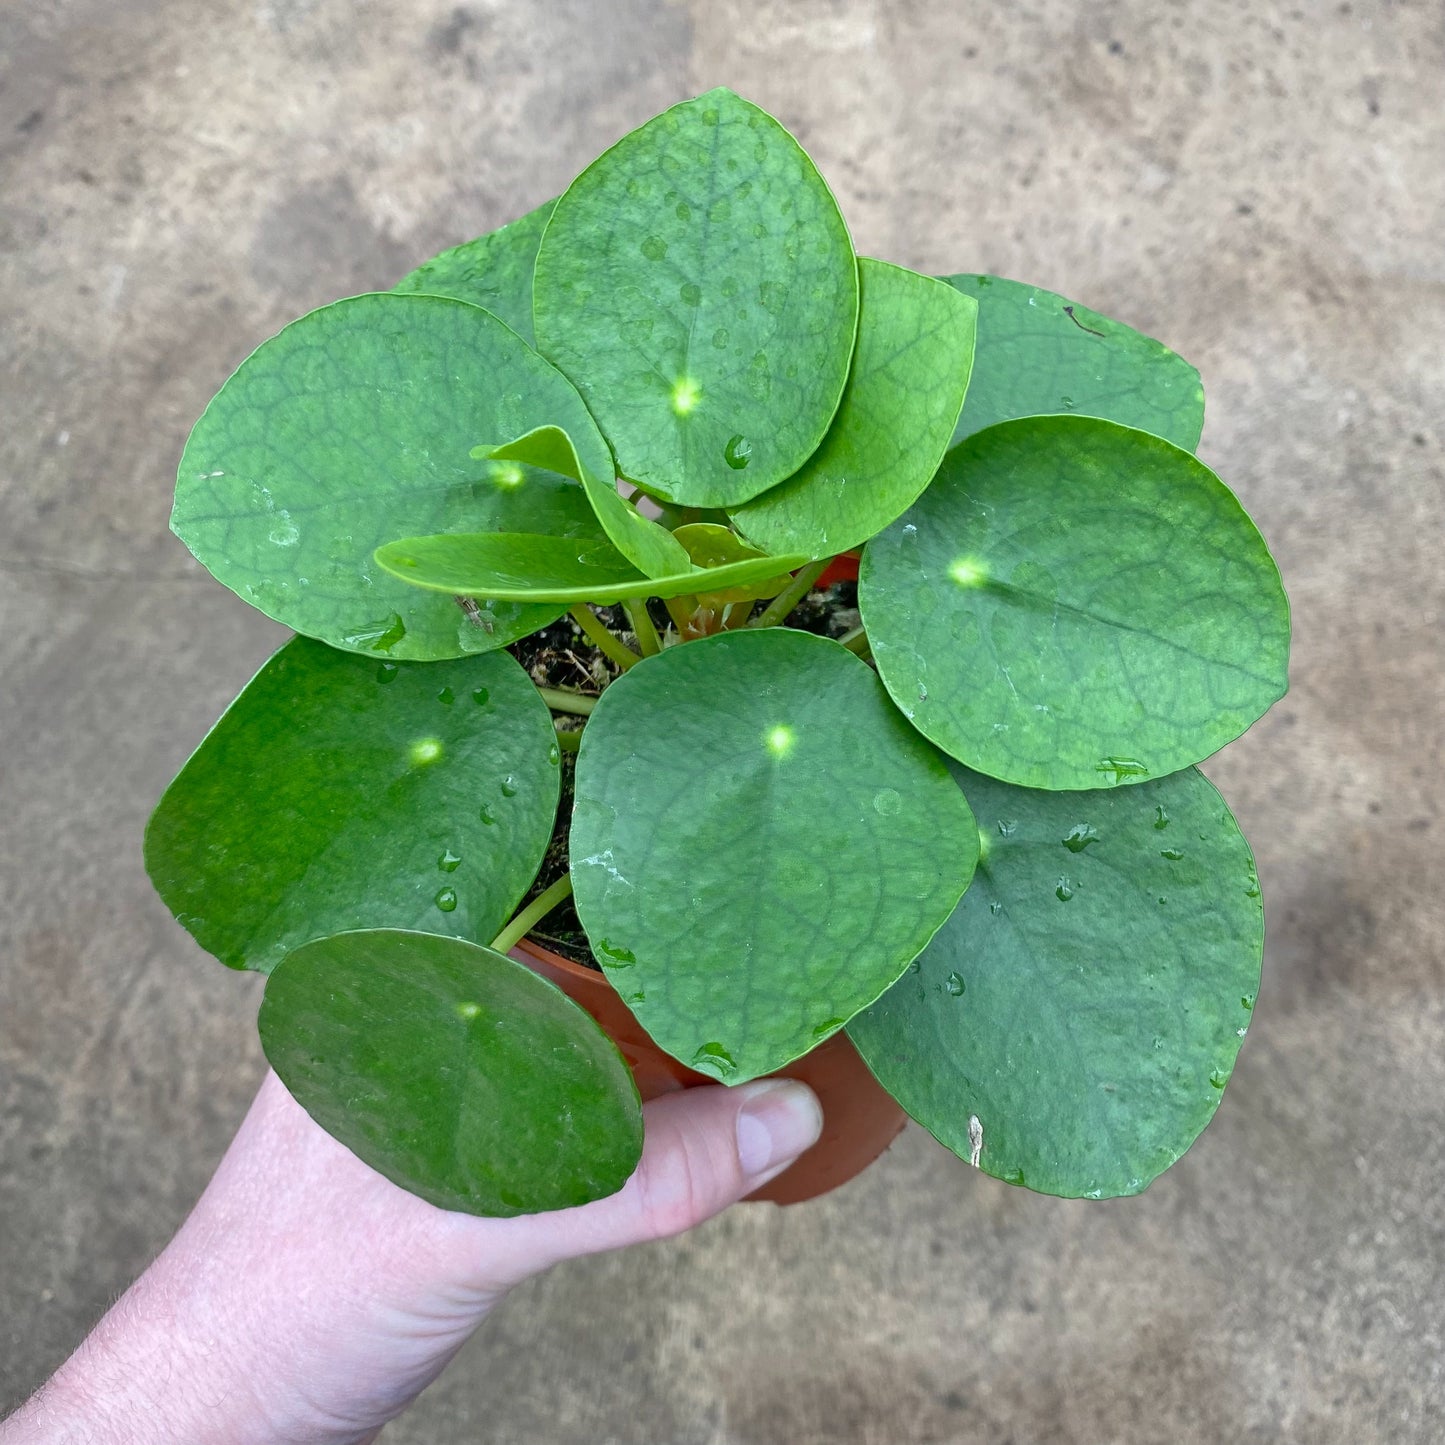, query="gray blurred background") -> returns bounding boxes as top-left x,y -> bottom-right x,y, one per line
2,1 -> 1442,1439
